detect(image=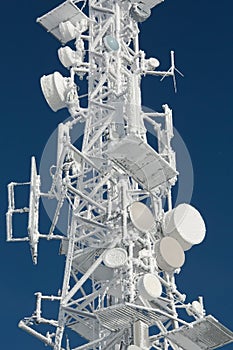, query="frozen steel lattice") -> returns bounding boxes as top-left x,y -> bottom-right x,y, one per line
6,0 -> 233,349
